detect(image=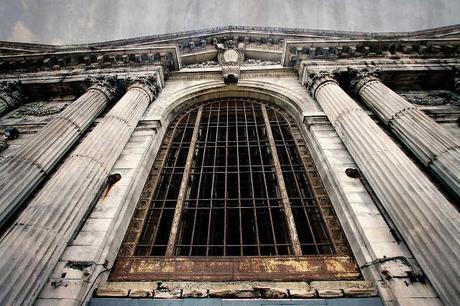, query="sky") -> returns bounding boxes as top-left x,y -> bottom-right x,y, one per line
1,0 -> 460,45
